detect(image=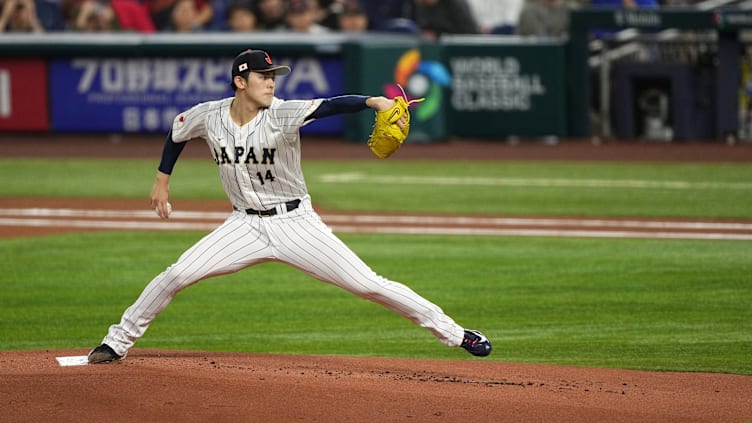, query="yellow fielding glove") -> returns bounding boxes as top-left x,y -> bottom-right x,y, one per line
367,95 -> 423,159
